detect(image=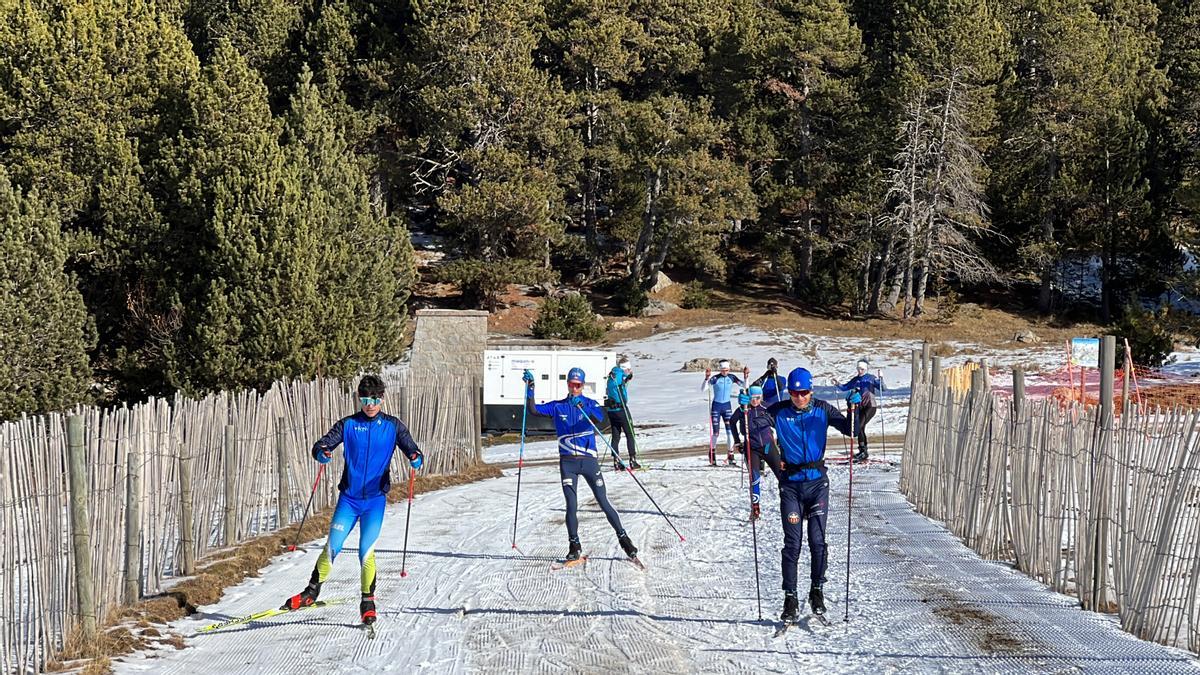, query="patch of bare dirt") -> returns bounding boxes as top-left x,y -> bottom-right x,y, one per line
909,576 -> 1034,655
